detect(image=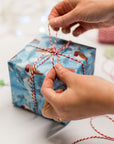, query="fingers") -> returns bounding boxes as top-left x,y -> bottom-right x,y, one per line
41,64 -> 77,122
48,0 -> 77,20
41,69 -> 65,121
41,68 -> 58,104
42,67 -> 56,89
41,88 -> 58,107
42,89 -> 63,121
55,63 -> 76,87
48,0 -> 83,30
41,64 -> 76,121
41,68 -> 64,105
73,25 -> 86,36
72,22 -> 95,36
49,0 -> 79,29
62,27 -> 71,34
49,9 -> 78,29
42,101 -> 66,122
72,21 -> 107,36
62,22 -> 78,34
42,101 -> 58,120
